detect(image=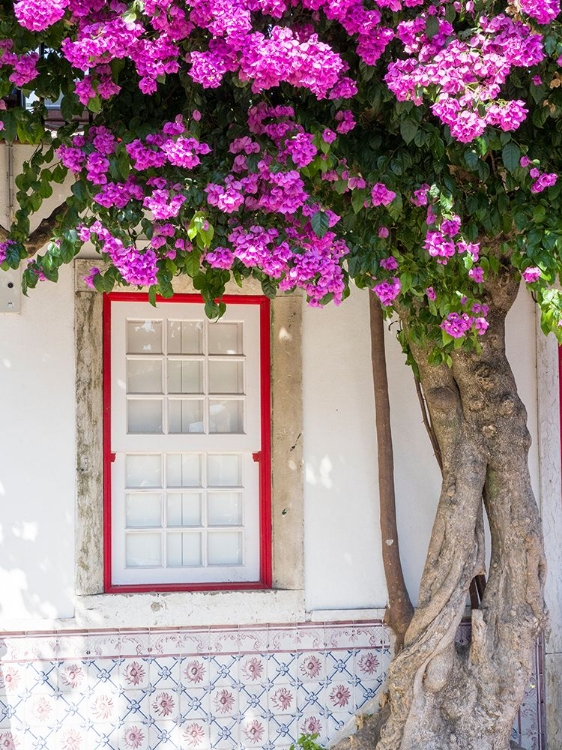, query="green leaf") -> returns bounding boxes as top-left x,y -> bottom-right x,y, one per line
198,223 -> 214,248
464,150 -> 479,170
204,299 -> 222,319
192,273 -> 206,291
60,94 -> 78,122
352,189 -> 367,214
502,142 -> 520,173
2,112 -> 17,142
52,164 -> 67,183
71,180 -> 88,202
444,3 -> 456,21
185,251 -> 201,277
387,192 -> 403,221
400,117 -> 419,145
425,15 -> 440,40
93,271 -> 106,293
310,211 -> 329,238
39,179 -> 53,199
87,95 -> 102,114
261,276 -> 277,299
533,205 -> 546,224
116,150 -> 130,180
